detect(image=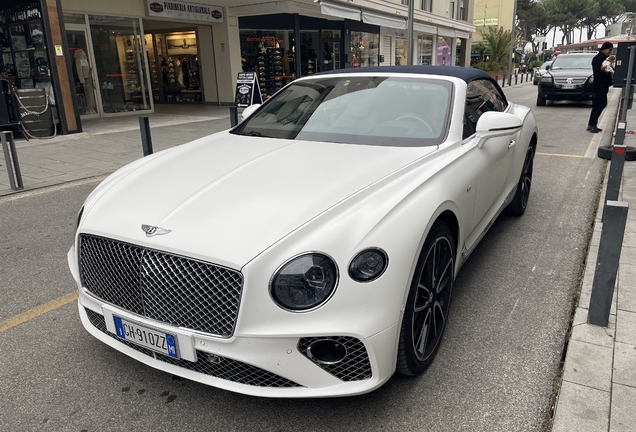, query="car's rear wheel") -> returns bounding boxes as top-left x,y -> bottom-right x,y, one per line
397,221 -> 454,376
507,146 -> 534,216
536,93 -> 547,106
